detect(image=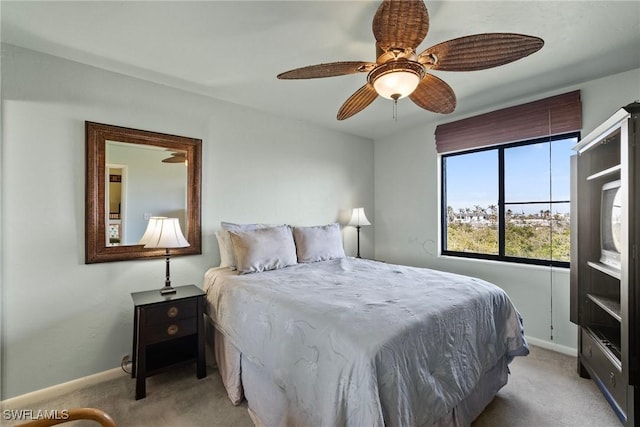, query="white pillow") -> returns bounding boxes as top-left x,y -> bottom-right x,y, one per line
215,231 -> 233,268
229,225 -> 297,274
293,223 -> 345,263
218,222 -> 271,269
